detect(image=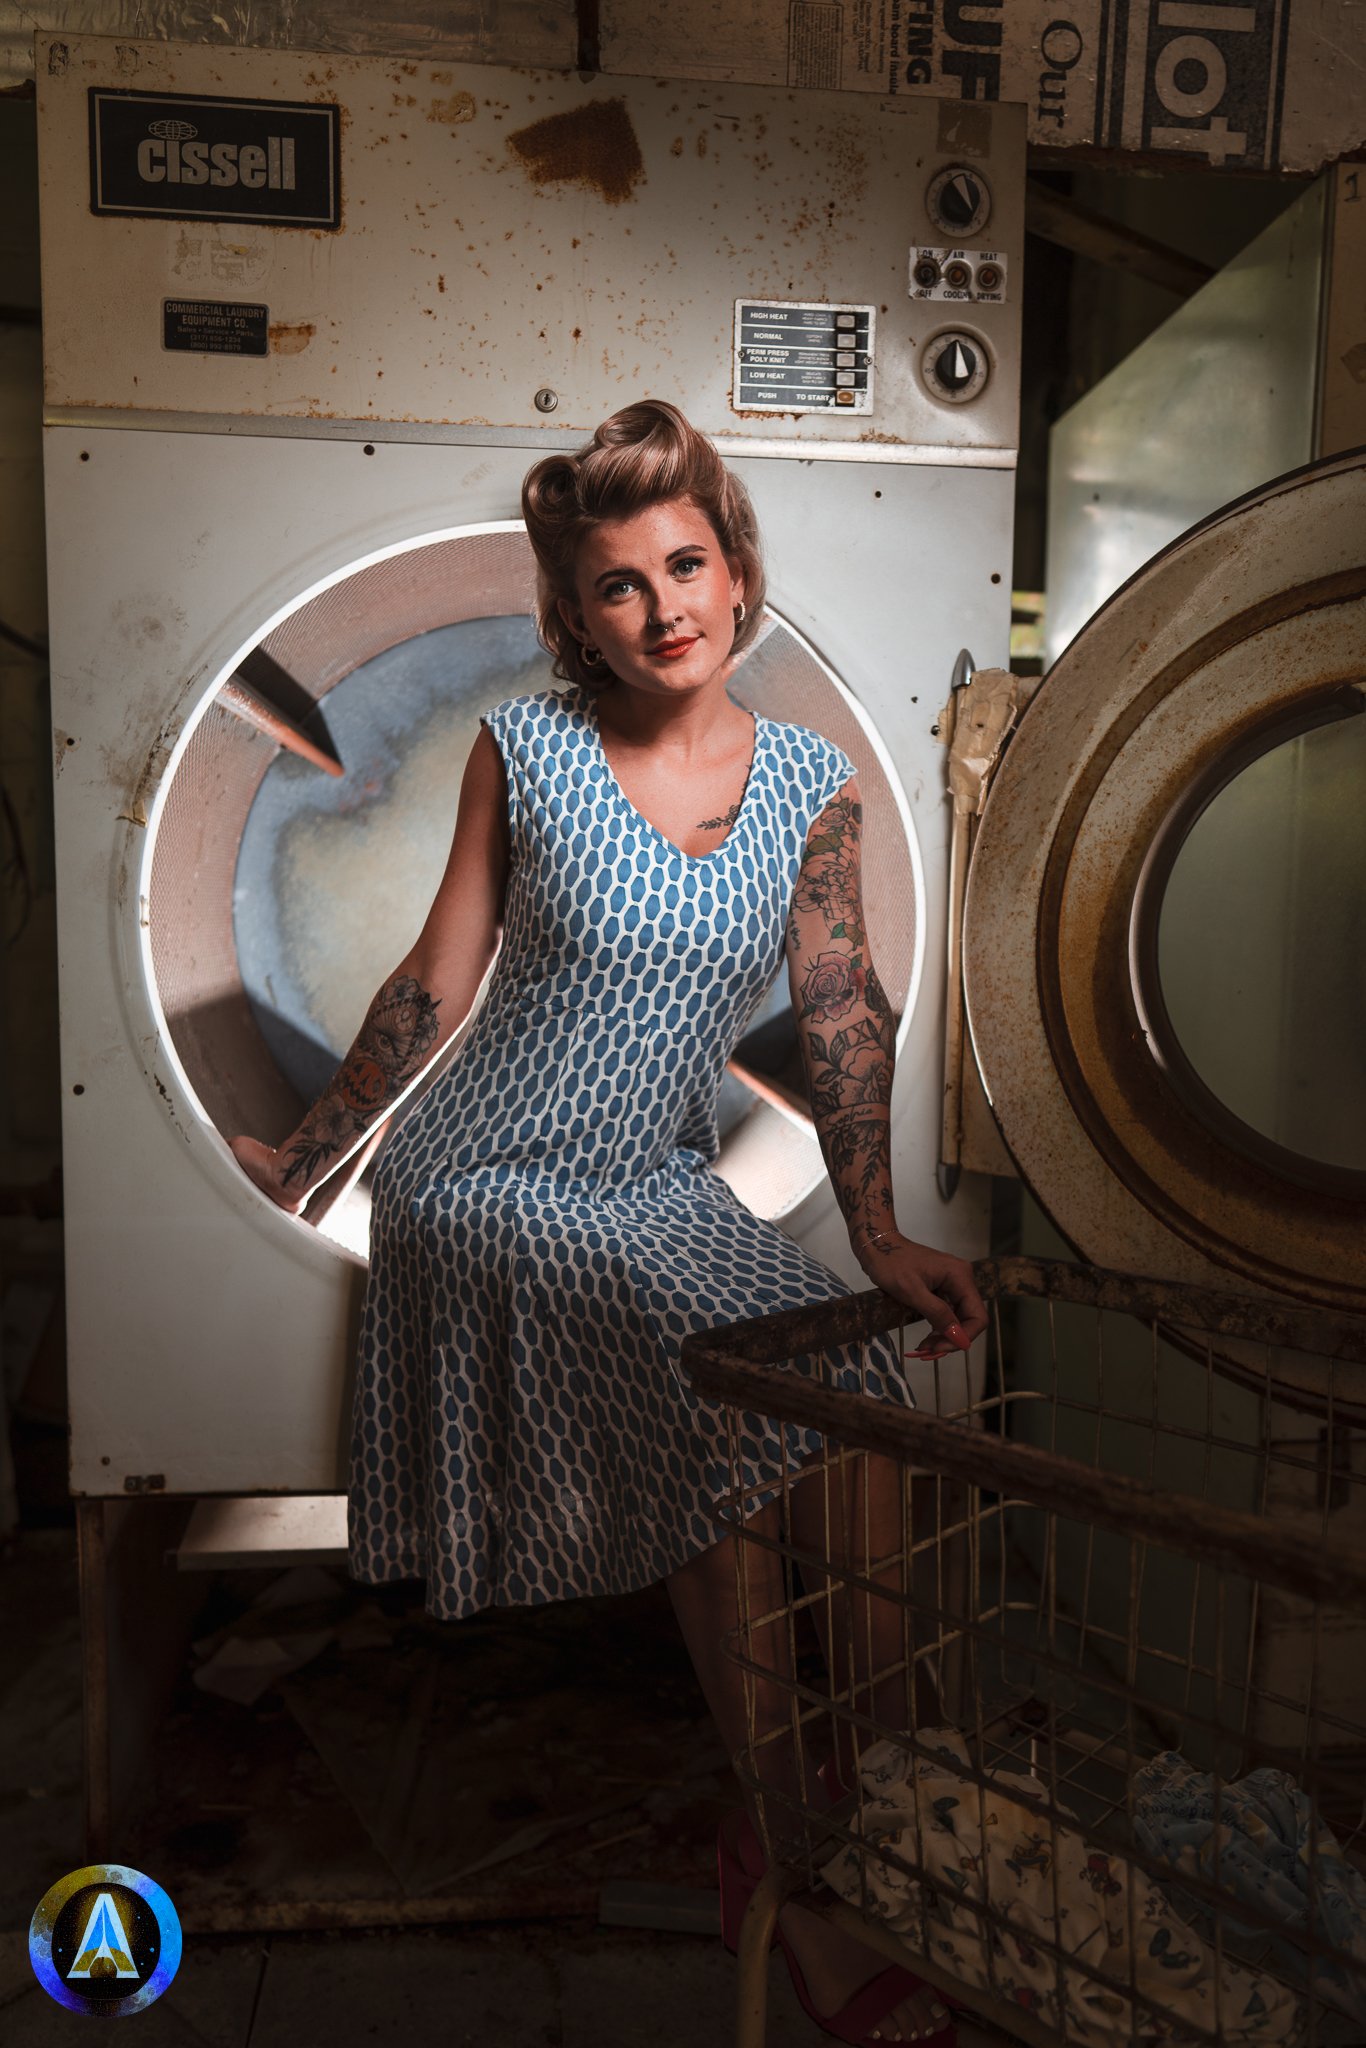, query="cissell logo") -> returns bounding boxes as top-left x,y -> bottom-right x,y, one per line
137,118 -> 297,190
